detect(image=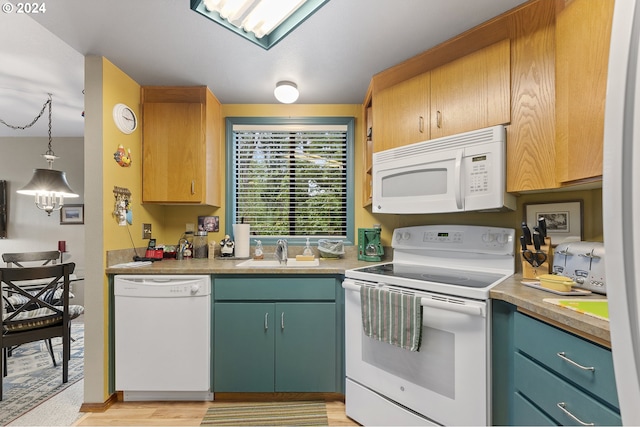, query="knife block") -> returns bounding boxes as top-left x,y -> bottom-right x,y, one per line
521,237 -> 552,279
